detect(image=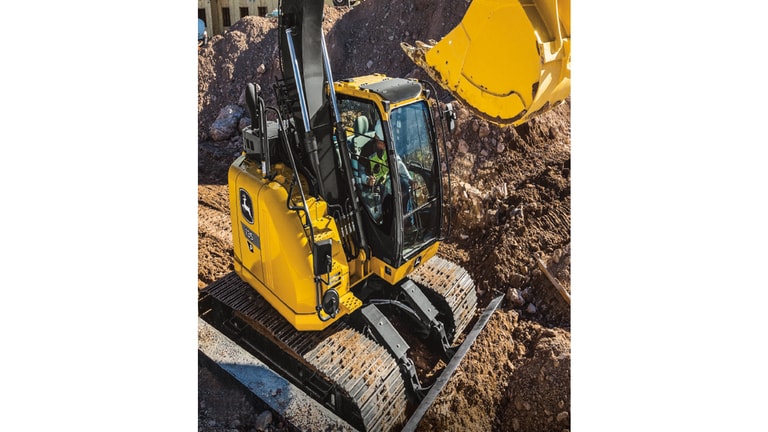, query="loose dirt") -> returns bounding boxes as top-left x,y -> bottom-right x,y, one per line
198,2 -> 571,431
